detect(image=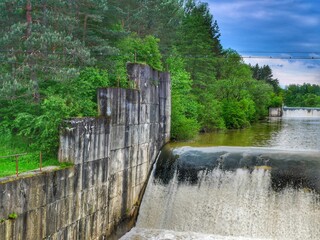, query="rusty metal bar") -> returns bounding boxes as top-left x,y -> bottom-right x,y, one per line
15,155 -> 19,177
0,153 -> 27,177
40,152 -> 42,172
0,153 -> 27,159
